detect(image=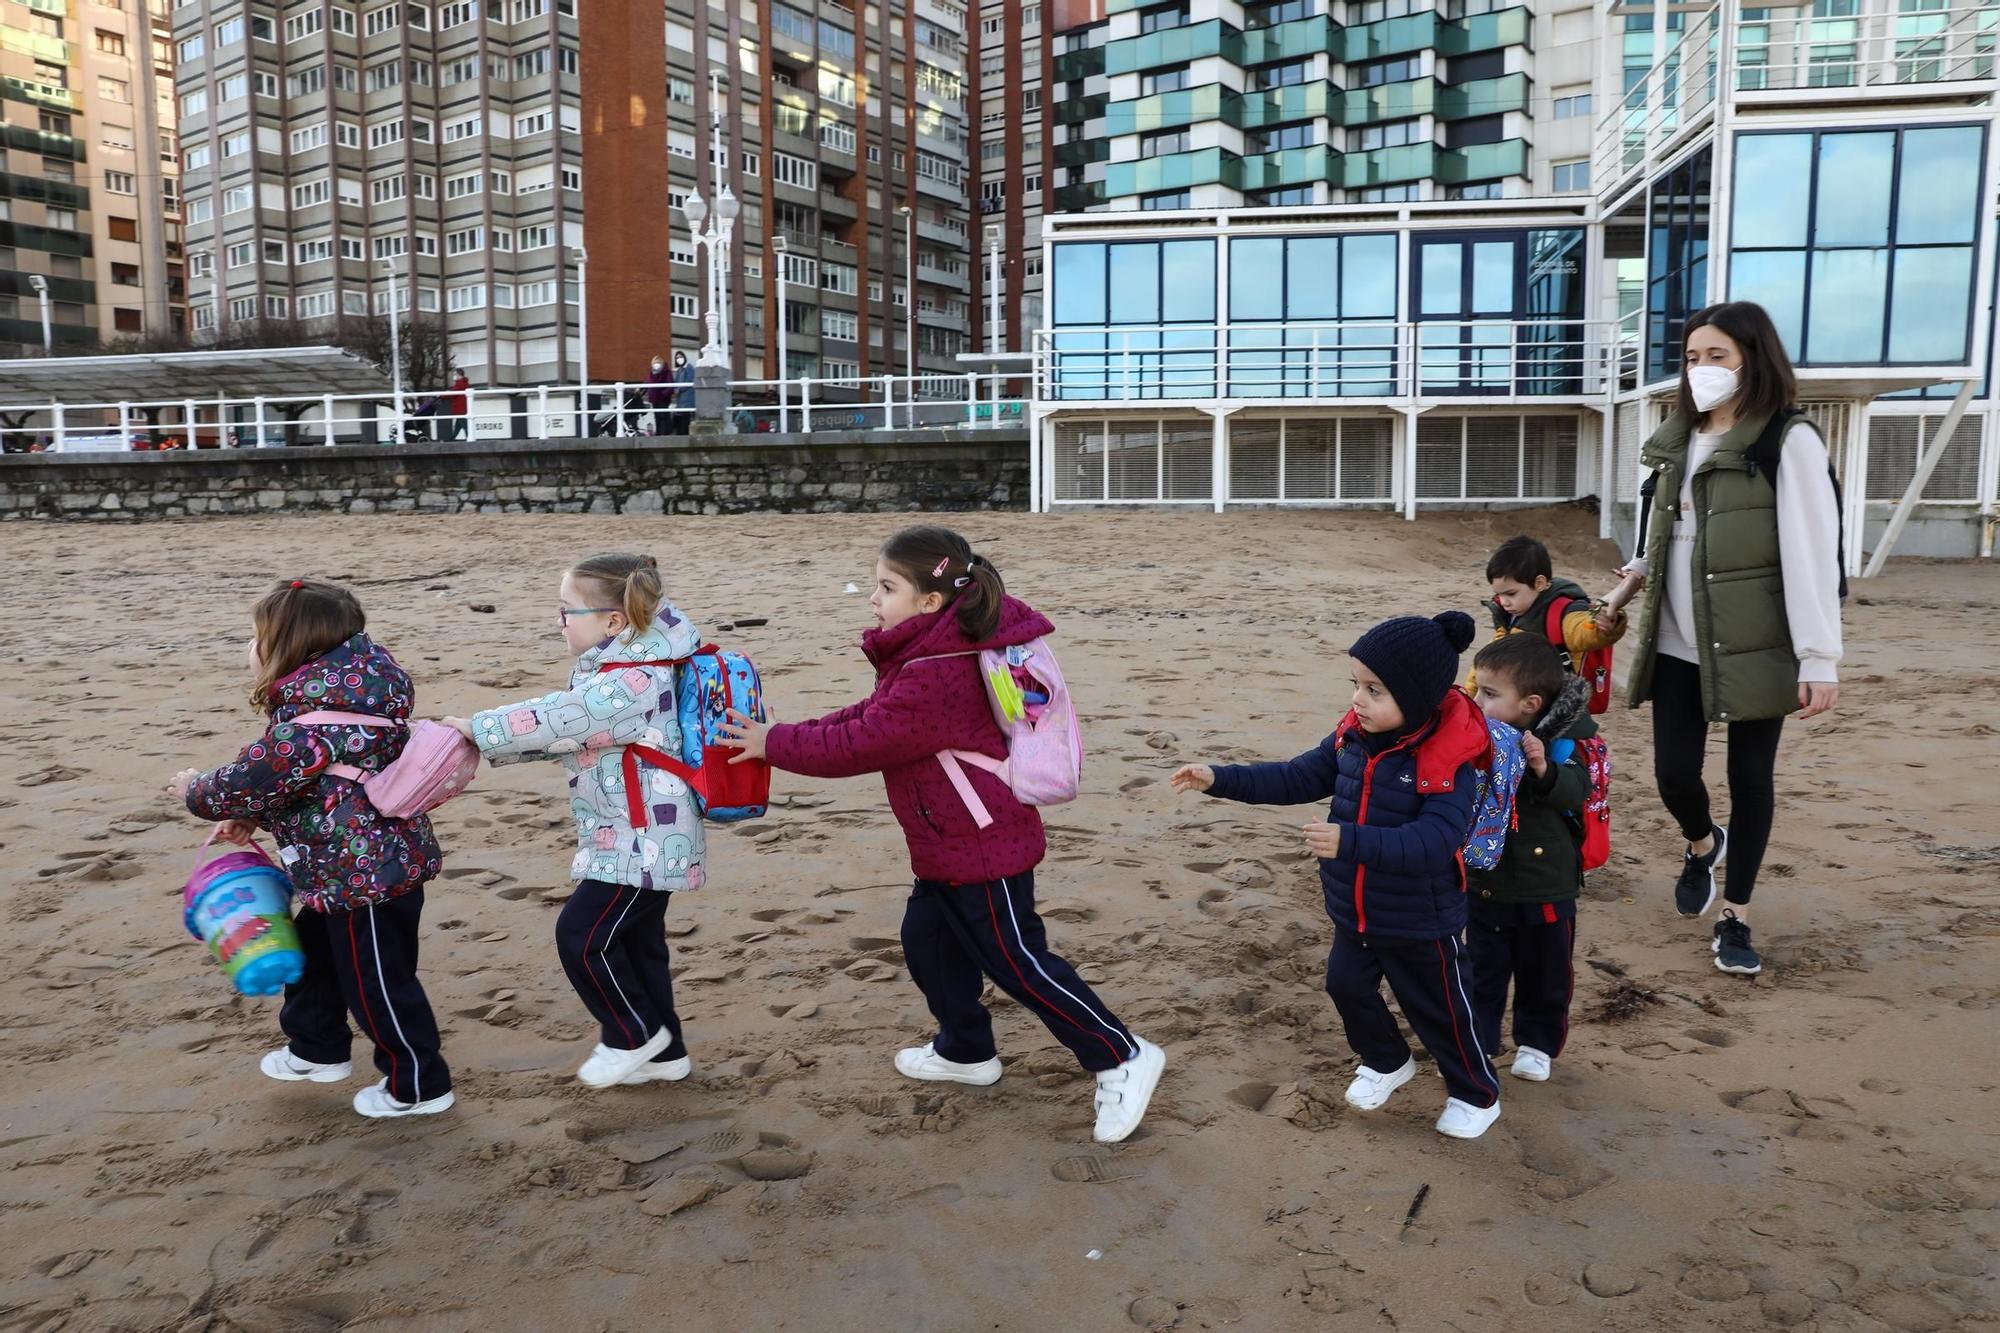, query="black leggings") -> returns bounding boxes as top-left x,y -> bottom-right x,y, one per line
1650,654 -> 1785,906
